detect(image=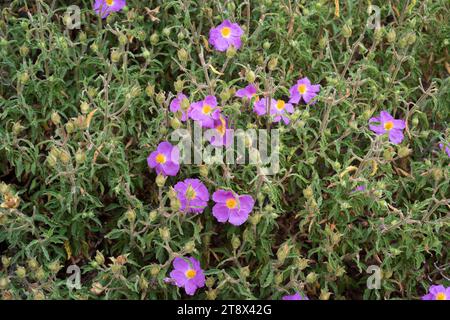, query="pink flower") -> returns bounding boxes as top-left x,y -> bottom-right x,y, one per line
174,179 -> 209,214
288,77 -> 320,105
209,20 -> 244,52
270,99 -> 294,124
282,292 -> 309,300
93,0 -> 126,19
147,142 -> 180,176
235,84 -> 257,99
369,110 -> 406,144
422,285 -> 450,300
169,93 -> 190,121
439,142 -> 450,158
253,97 -> 270,116
212,190 -> 254,226
169,257 -> 205,296
189,95 -> 221,128
208,115 -> 233,147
